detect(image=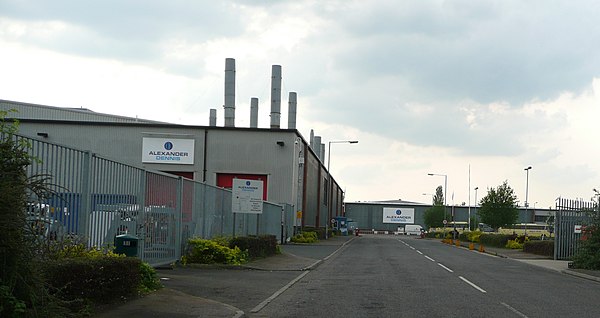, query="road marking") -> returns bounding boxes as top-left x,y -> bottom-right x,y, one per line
500,302 -> 529,318
410,246 -> 415,250
459,276 -> 486,293
437,263 -> 454,273
425,256 -> 436,262
250,271 -> 310,313
416,250 -> 423,255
